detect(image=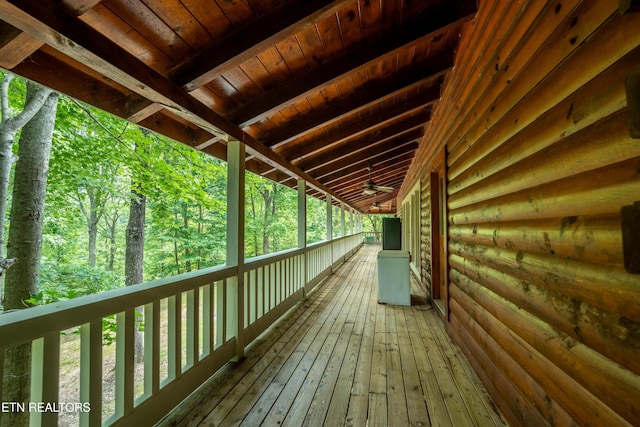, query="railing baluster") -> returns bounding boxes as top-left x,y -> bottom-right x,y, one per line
244,271 -> 251,326
253,269 -> 259,323
185,289 -> 197,369
210,283 -> 217,350
201,285 -> 211,358
166,295 -> 178,383
141,302 -> 155,401
185,291 -> 193,370
30,332 -> 60,426
214,281 -> 223,347
0,346 -> 3,410
221,279 -> 227,344
114,309 -> 135,418
278,260 -> 283,303
288,258 -> 293,295
151,300 -> 160,397
264,264 -> 275,311
258,267 -> 264,319
0,236 -> 362,427
80,320 -> 102,427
